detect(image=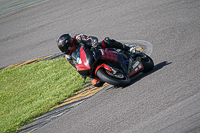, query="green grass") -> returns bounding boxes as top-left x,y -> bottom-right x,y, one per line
0,57 -> 89,133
